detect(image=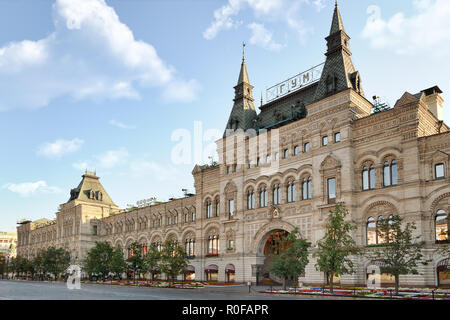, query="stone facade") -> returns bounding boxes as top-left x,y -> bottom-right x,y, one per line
16,5 -> 449,287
